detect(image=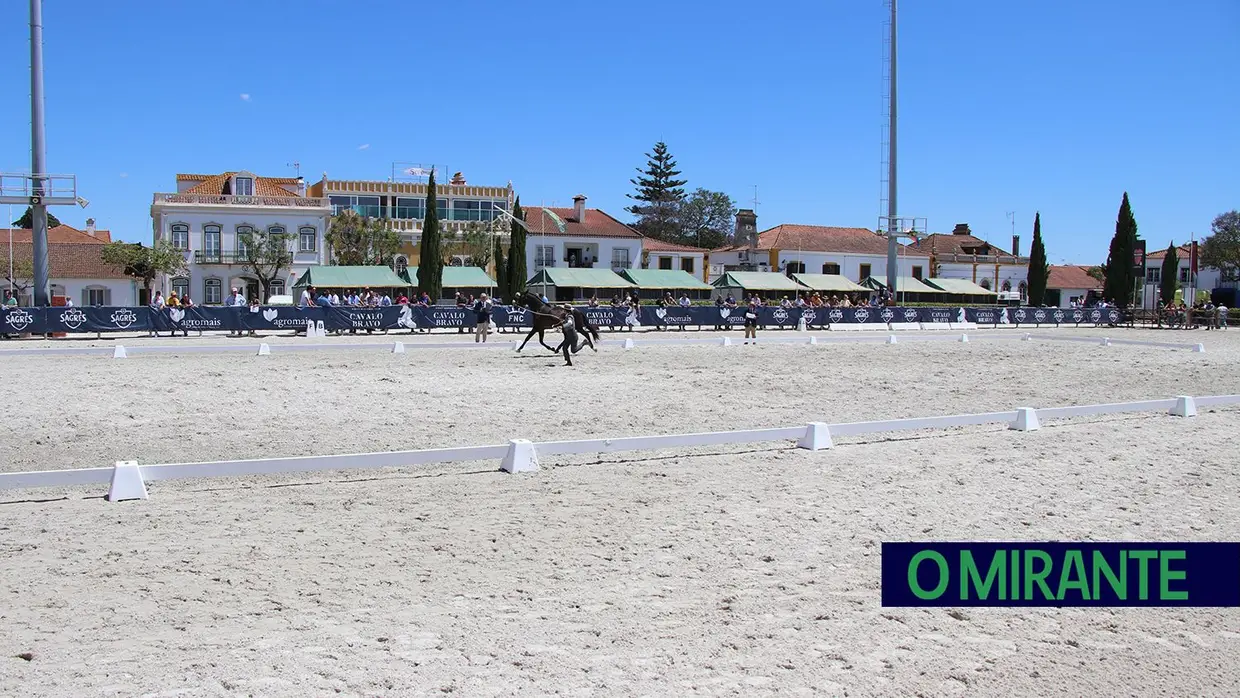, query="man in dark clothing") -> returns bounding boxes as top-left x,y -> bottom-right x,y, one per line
554,309 -> 586,366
